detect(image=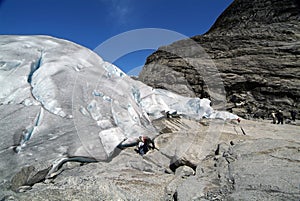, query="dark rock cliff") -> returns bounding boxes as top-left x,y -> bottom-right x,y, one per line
139,0 -> 300,118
